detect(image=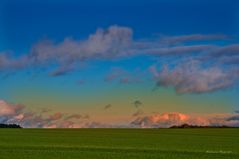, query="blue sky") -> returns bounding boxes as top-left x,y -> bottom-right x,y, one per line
0,0 -> 239,128
1,0 -> 238,52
